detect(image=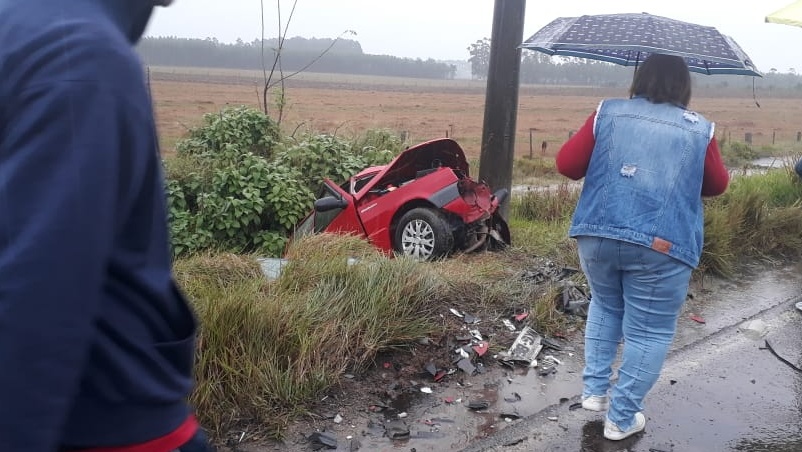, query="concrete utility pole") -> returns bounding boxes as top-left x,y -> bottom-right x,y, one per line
478,0 -> 526,218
